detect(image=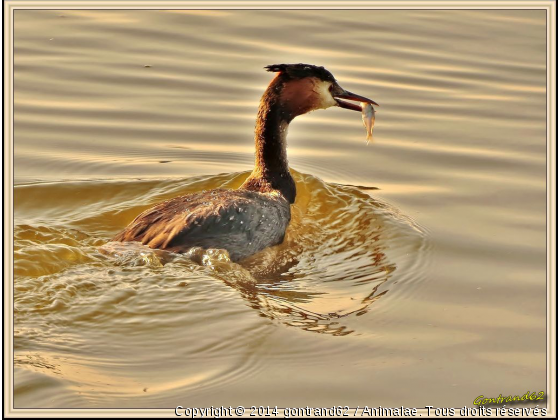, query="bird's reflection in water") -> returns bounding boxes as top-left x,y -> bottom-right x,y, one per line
202,246 -> 395,336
